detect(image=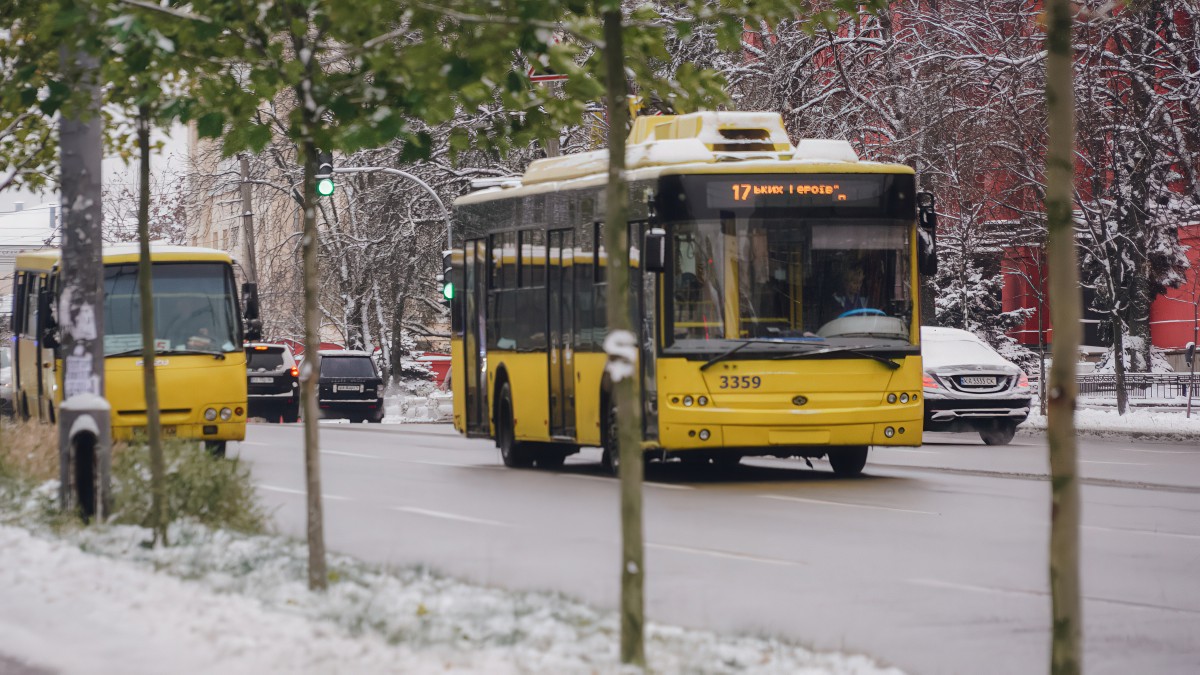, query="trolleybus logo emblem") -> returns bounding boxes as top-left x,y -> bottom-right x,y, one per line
792,395 -> 808,406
